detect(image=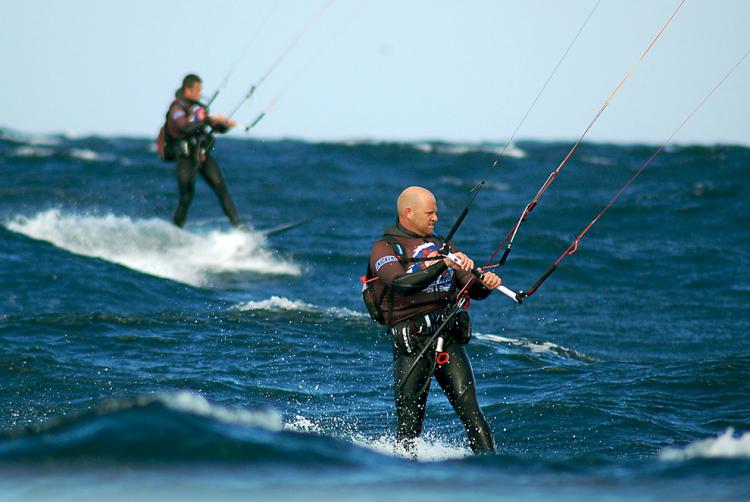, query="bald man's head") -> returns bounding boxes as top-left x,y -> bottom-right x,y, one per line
397,186 -> 439,237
